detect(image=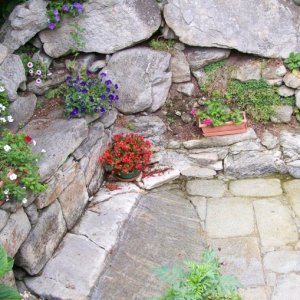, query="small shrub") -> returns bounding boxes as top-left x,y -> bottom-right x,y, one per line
45,84 -> 68,100
284,52 -> 300,71
0,86 -> 13,132
149,38 -> 175,52
152,249 -> 241,300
